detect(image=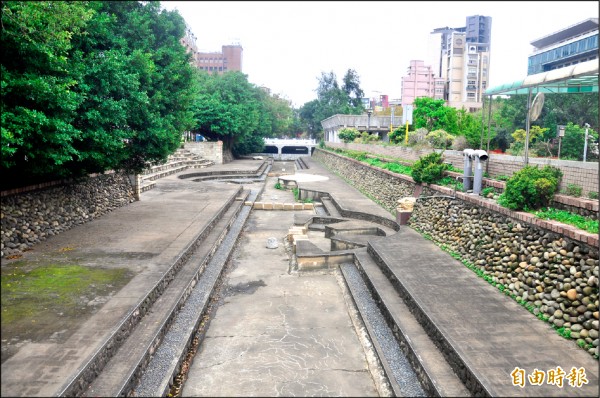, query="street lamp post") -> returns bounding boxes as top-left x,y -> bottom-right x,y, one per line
367,108 -> 372,133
